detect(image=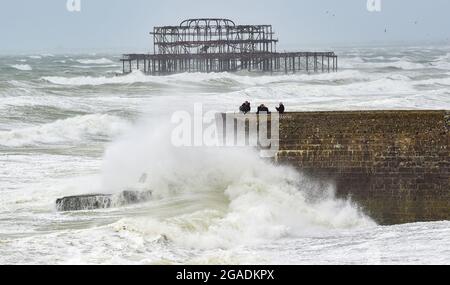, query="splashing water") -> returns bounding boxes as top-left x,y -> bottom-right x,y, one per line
100,117 -> 373,250
1,46 -> 450,264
